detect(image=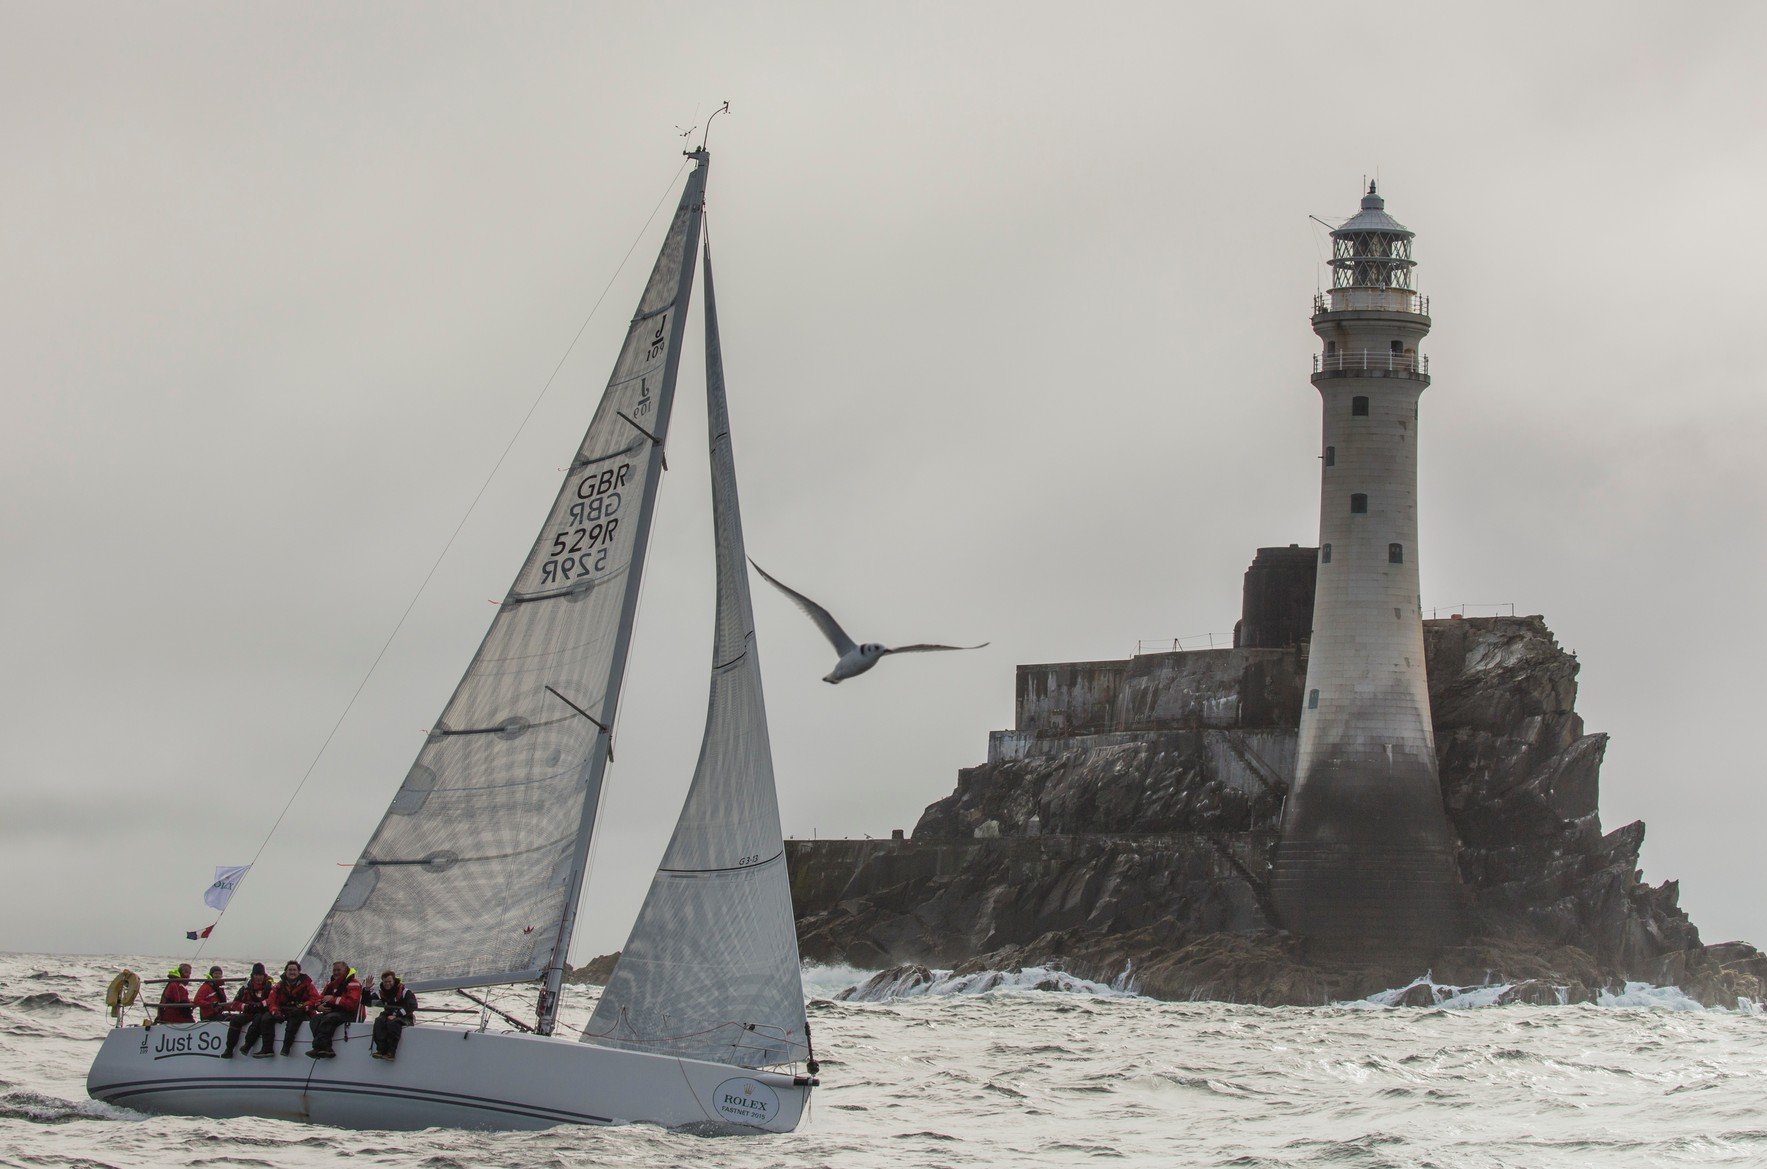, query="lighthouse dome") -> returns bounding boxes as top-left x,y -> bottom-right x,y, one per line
1333,182 -> 1413,239
1326,182 -> 1418,291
